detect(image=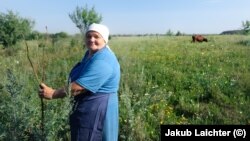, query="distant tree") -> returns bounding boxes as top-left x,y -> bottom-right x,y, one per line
242,20 -> 250,35
53,32 -> 68,38
69,5 -> 102,35
50,32 -> 69,46
0,10 -> 34,48
176,31 -> 182,36
27,31 -> 43,40
166,29 -> 174,36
